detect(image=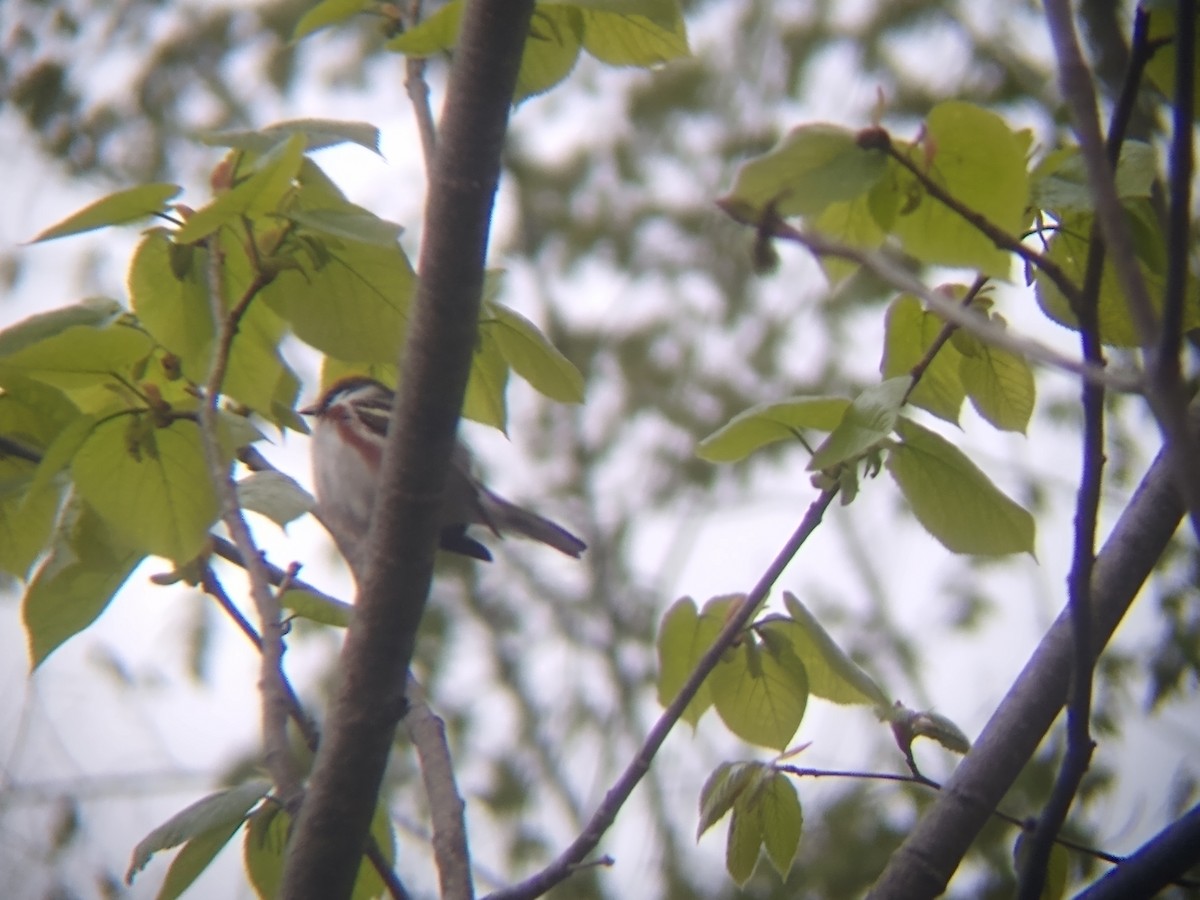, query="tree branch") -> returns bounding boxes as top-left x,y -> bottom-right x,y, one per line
199,237 -> 302,806
1044,0 -> 1200,541
279,3 -> 535,897
405,677 -> 472,900
762,219 -> 1142,393
486,487 -> 839,900
1074,801 -> 1200,898
866,415 -> 1194,898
